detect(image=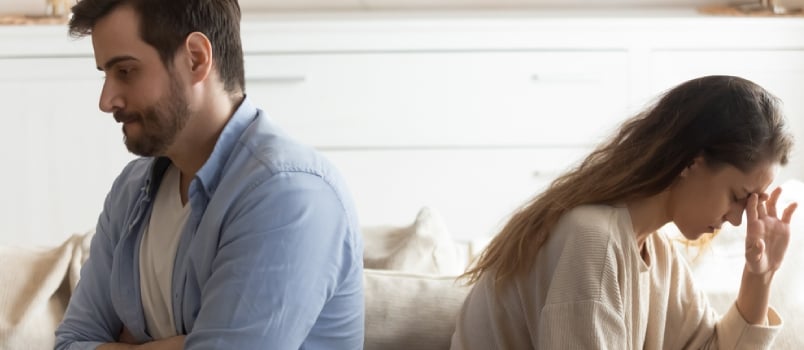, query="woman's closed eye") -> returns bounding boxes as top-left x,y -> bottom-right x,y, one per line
732,193 -> 749,205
